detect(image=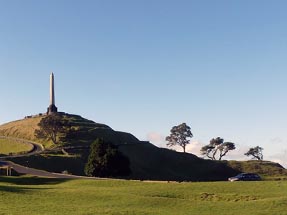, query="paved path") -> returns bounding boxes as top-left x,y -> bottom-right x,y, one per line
0,160 -> 91,179
0,136 -> 44,159
0,136 -> 90,178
